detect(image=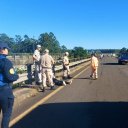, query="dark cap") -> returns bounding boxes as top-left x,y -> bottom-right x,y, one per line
0,43 -> 10,50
